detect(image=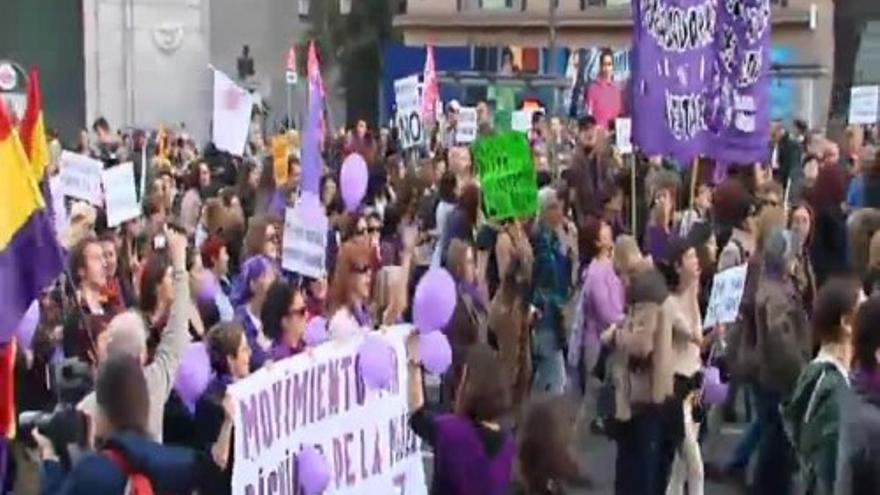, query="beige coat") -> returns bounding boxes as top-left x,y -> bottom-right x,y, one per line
610,296 -> 678,422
